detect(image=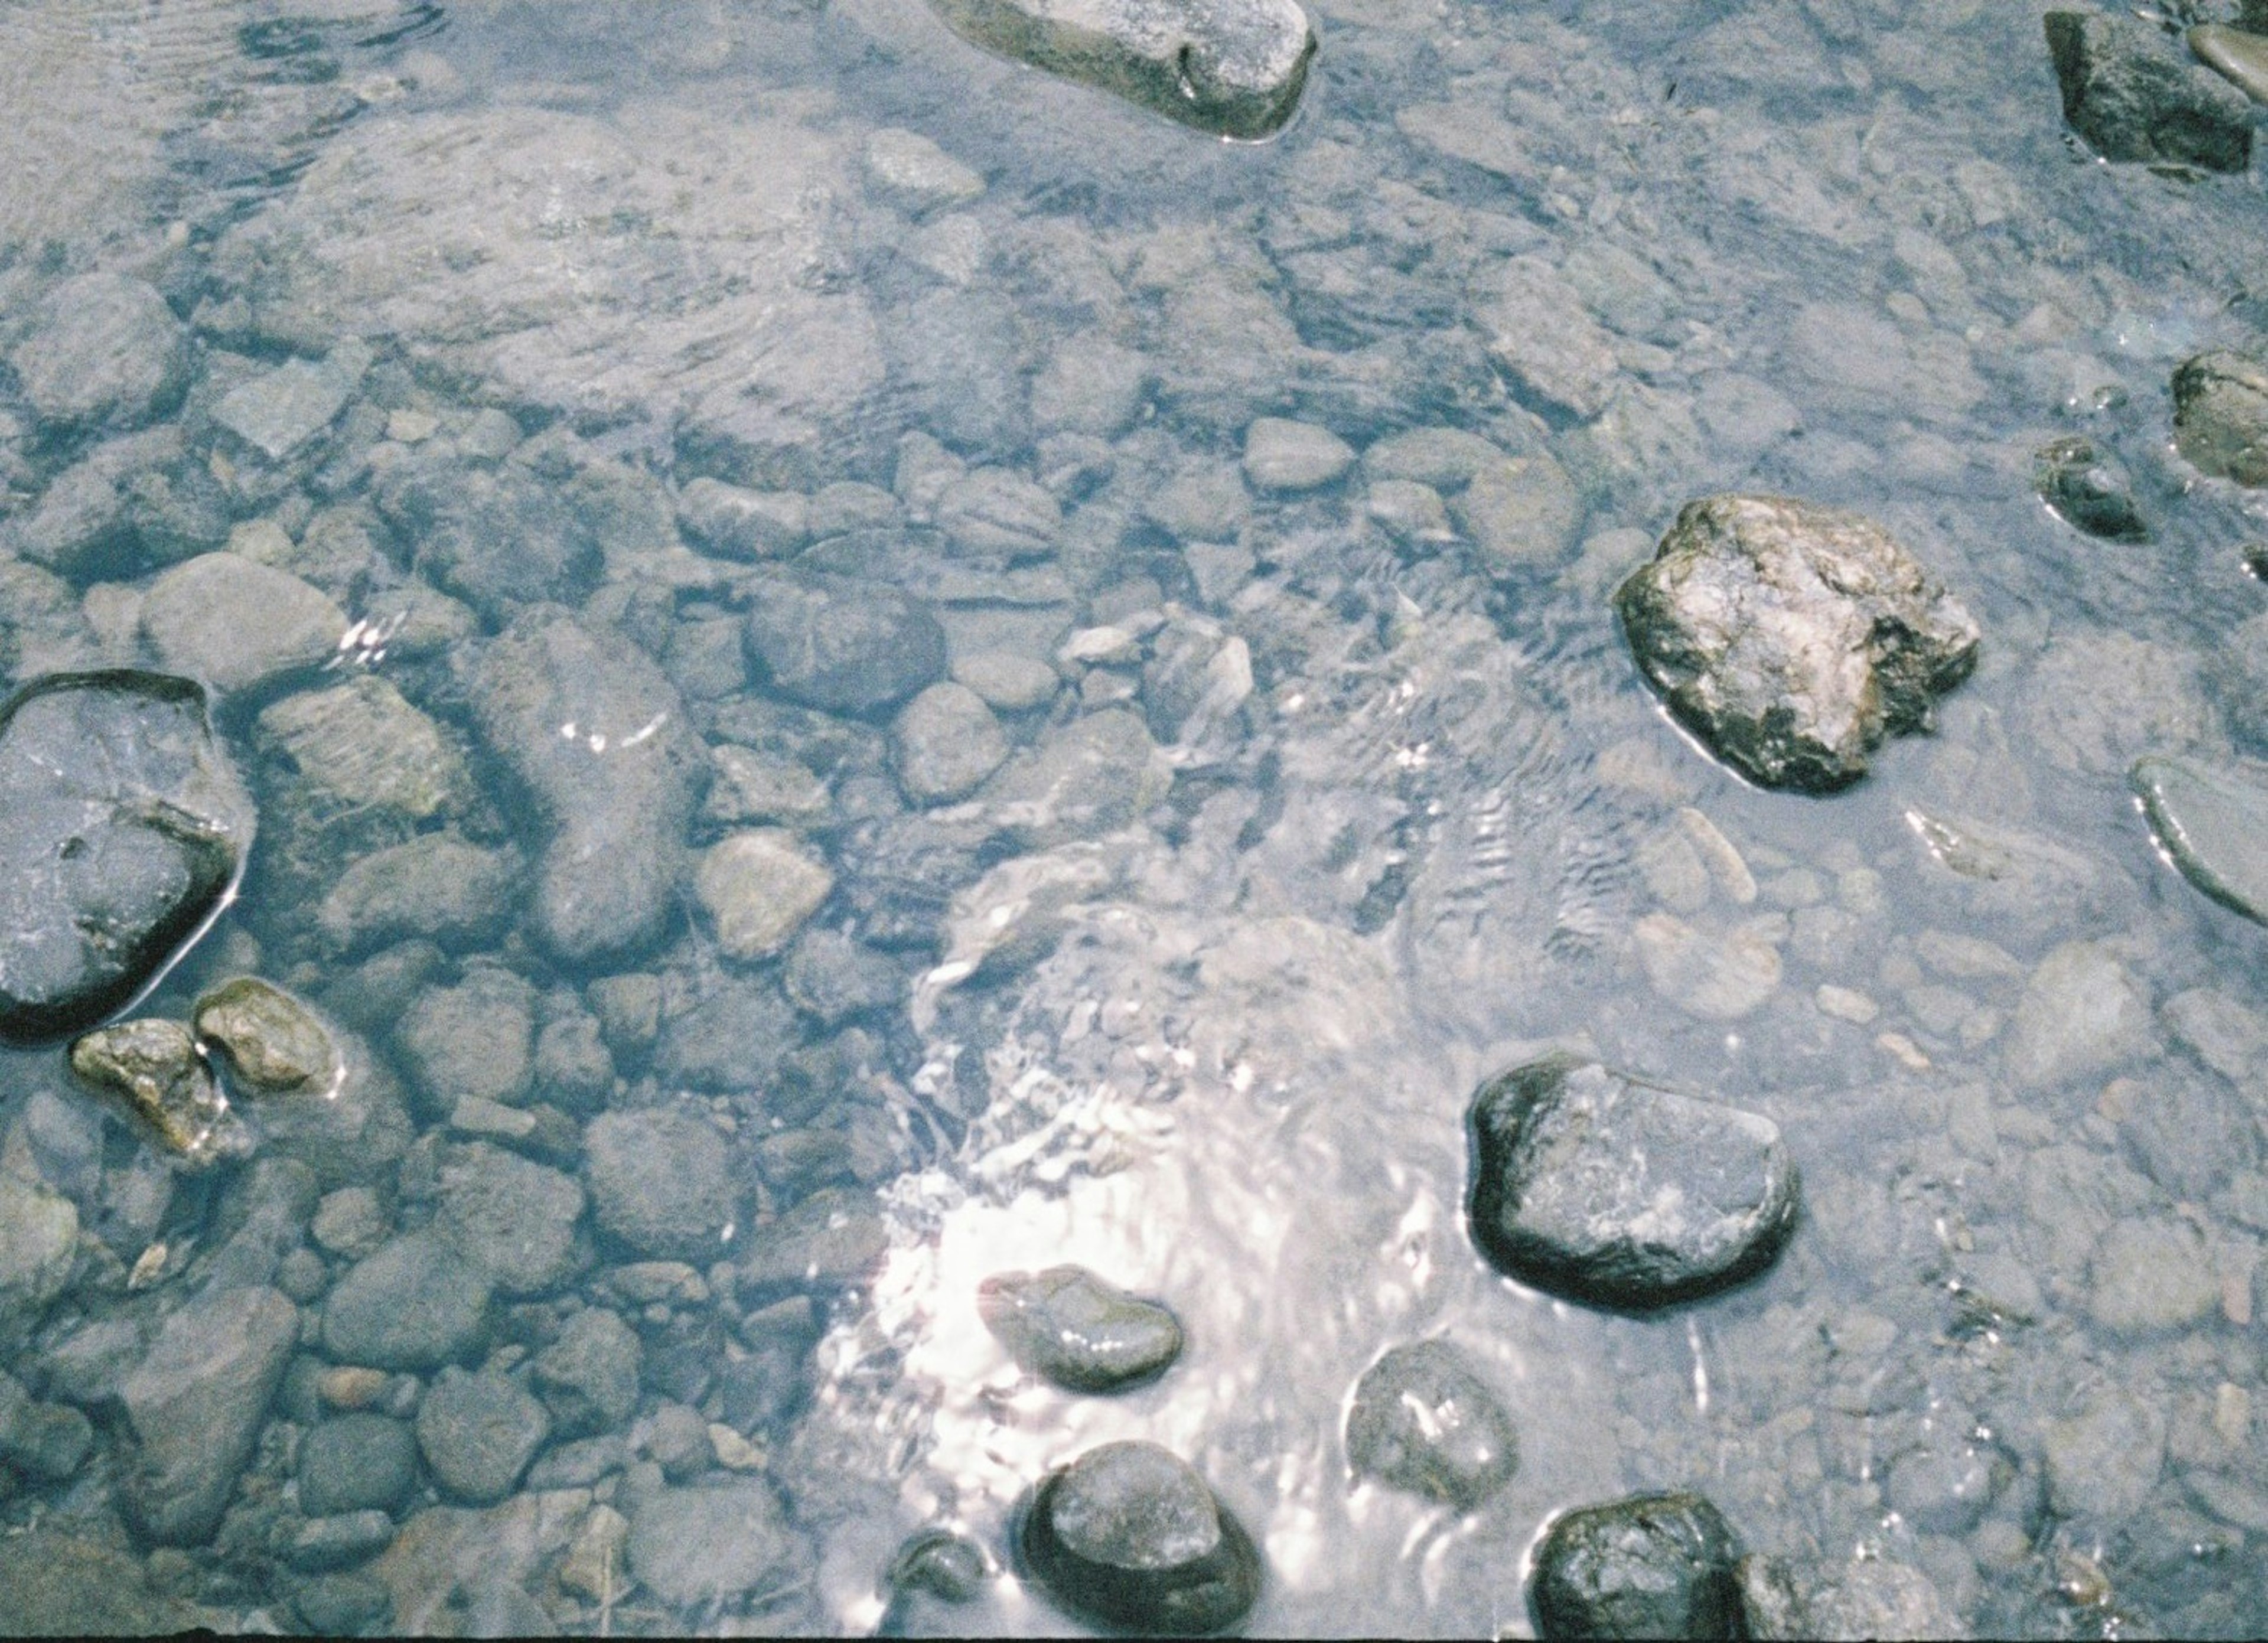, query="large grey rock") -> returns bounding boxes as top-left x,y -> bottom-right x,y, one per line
744,572 -> 949,717
1020,1440 -> 1262,1635
468,612 -> 703,964
375,452 -> 603,618
928,0 -> 1316,139
1530,1492 -> 1742,1641
2191,23 -> 2268,104
2132,755 -> 2268,924
737,1186 -> 890,1296
2173,351 -> 2268,485
436,1142 -> 586,1296
2045,10 -> 2252,171
1465,1054 -> 1798,1311
584,1107 -> 739,1264
693,829 -> 836,961
1614,495 -> 1979,791
299,1412 -> 419,1517
978,1265 -> 1184,1393
0,671 -> 253,1046
120,1285 -> 300,1544
415,1368 -> 550,1505
212,340 -> 372,462
9,272 -> 188,433
323,1232 -> 493,1371
1737,1553 -> 1960,1641
627,1480 -> 804,1608
395,966 -> 537,1114
0,1369 -> 93,1481
315,834 -> 519,956
1345,1340 -> 1518,1510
